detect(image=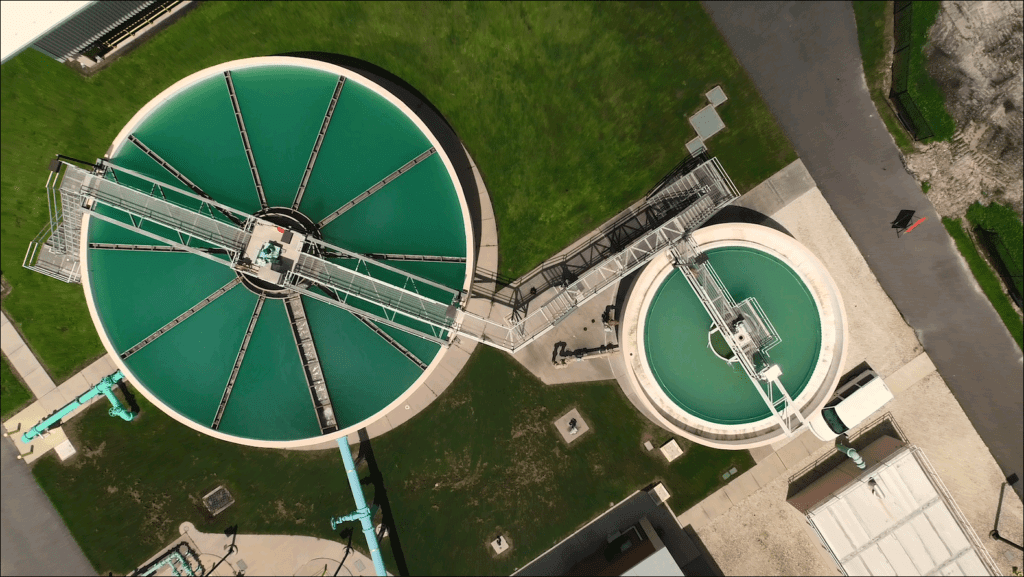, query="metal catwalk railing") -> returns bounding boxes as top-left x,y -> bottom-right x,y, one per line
671,235 -> 801,435
454,157 -> 740,352
23,163 -> 87,283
